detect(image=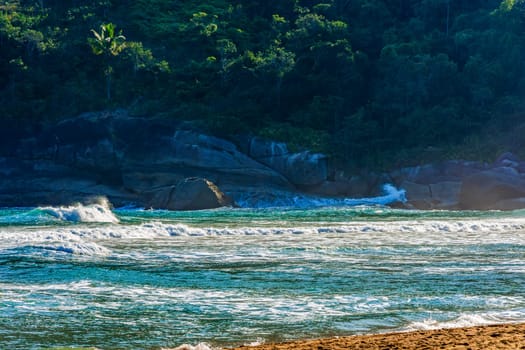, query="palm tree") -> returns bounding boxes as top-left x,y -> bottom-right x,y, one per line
88,23 -> 127,101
